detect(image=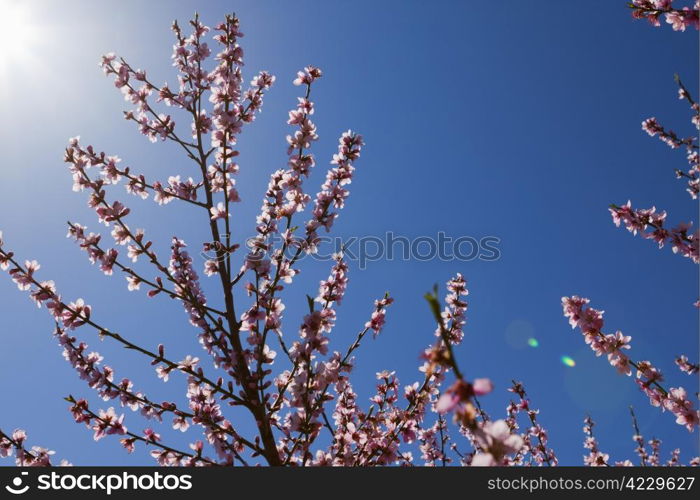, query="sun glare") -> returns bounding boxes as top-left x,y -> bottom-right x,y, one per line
0,1 -> 38,70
